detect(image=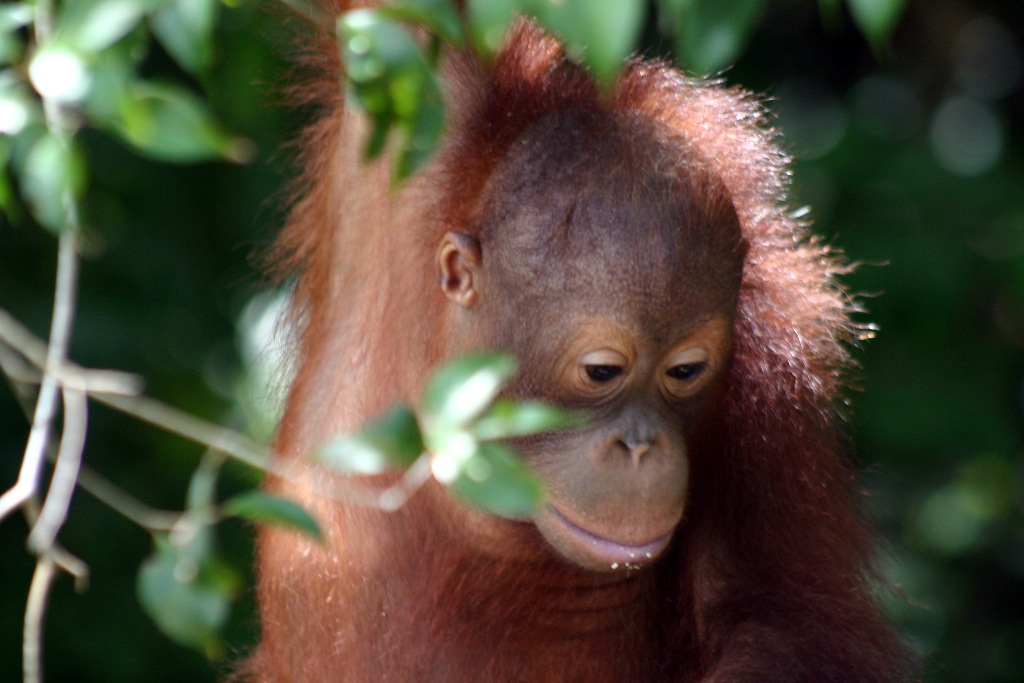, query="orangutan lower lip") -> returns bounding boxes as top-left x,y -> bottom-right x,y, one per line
547,505 -> 674,566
